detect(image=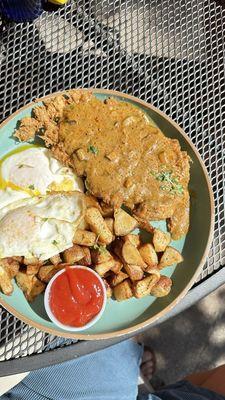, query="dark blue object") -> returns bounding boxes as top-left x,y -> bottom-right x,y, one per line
0,0 -> 45,22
